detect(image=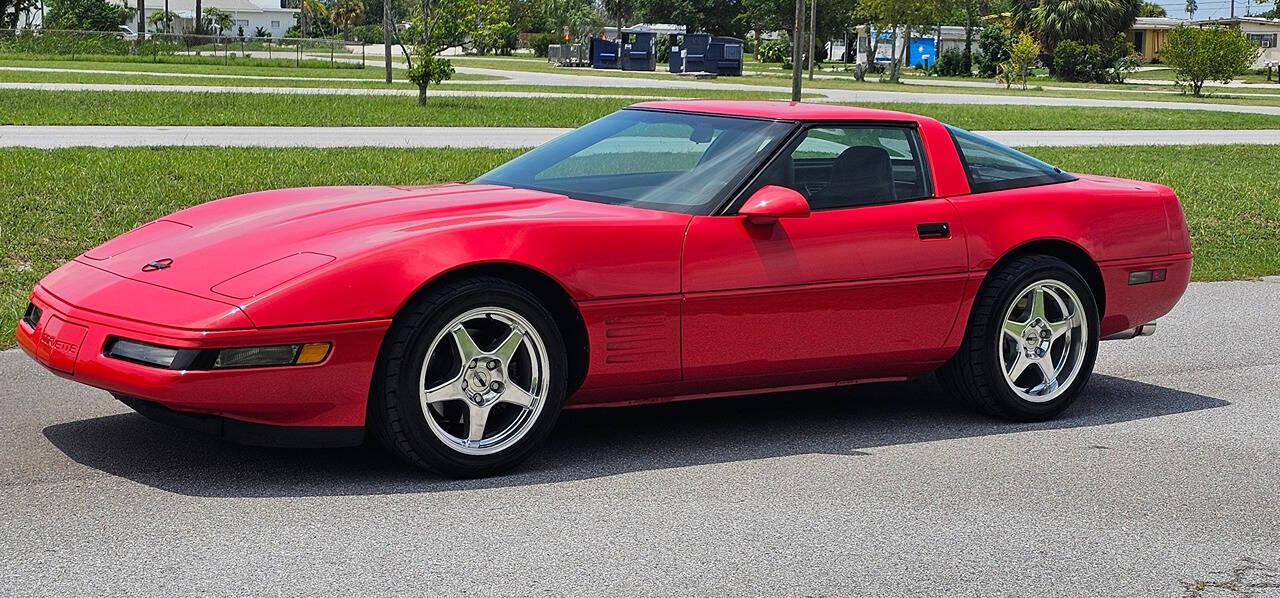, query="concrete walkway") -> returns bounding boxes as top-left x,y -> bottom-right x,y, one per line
897,76 -> 1280,101
6,125 -> 1280,149
9,75 -> 1280,116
